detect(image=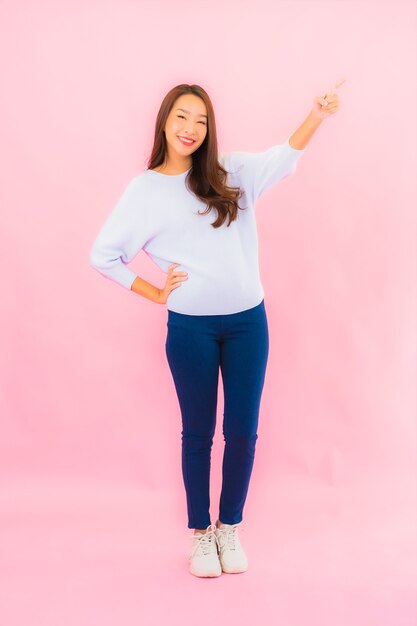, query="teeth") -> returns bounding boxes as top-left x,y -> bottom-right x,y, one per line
179,137 -> 194,144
